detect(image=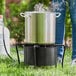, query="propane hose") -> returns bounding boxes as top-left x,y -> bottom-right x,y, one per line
2,20 -> 21,64
3,25 -> 21,64
2,25 -> 15,61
